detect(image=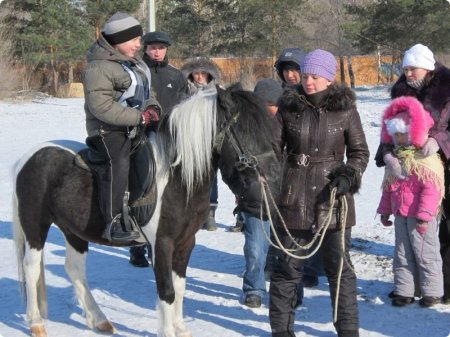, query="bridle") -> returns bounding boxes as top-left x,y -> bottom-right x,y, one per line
214,111 -> 274,174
